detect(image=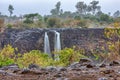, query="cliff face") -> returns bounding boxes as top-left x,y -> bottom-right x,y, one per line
0,28 -> 107,53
